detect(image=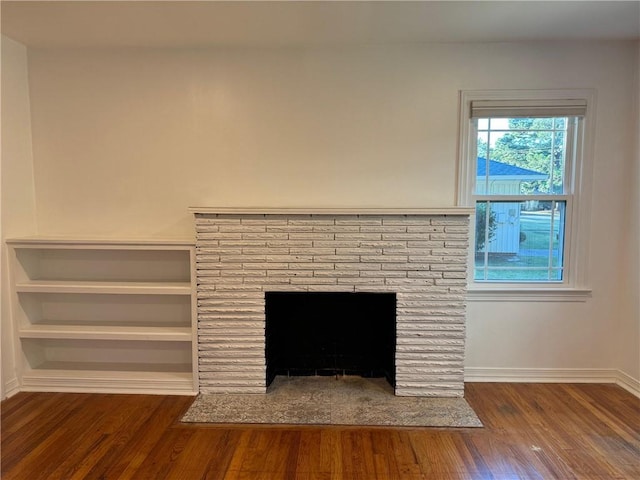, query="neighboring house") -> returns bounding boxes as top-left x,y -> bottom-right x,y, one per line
476,158 -> 548,254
